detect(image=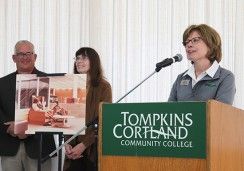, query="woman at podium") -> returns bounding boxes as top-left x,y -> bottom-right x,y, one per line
63,47 -> 112,171
168,24 -> 235,105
